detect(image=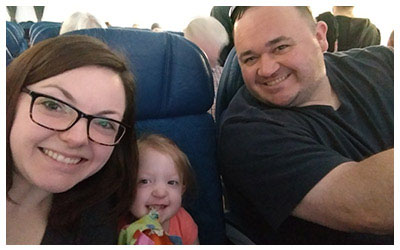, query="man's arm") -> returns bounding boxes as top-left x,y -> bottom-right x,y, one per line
292,148 -> 393,235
